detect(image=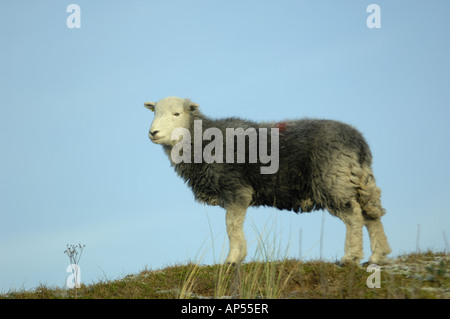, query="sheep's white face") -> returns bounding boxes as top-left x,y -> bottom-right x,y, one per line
144,97 -> 198,146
